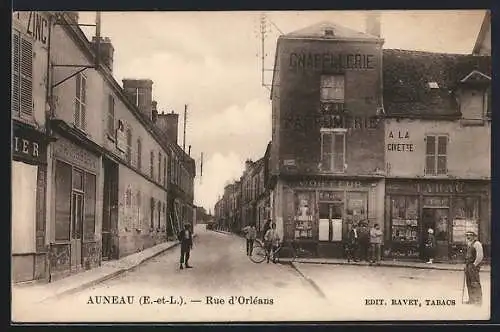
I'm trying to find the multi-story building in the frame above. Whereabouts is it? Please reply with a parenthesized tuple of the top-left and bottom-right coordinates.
(11, 11, 195, 282)
(11, 11, 52, 283)
(383, 19, 491, 262)
(269, 17, 386, 257)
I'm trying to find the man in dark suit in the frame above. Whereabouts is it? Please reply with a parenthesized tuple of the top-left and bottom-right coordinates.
(358, 221, 370, 262)
(178, 223, 193, 270)
(346, 223, 359, 262)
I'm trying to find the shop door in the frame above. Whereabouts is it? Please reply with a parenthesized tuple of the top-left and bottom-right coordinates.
(70, 192, 84, 269)
(421, 208, 449, 260)
(318, 202, 343, 242)
(102, 159, 119, 260)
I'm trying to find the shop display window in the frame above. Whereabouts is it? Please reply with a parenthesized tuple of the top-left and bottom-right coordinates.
(391, 196, 419, 243)
(452, 197, 479, 244)
(294, 191, 315, 239)
(346, 192, 367, 225)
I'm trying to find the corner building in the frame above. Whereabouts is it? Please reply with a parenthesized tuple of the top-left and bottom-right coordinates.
(269, 21, 386, 257)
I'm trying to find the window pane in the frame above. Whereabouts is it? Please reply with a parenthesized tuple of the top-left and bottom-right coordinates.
(73, 169, 83, 190)
(435, 209, 448, 241)
(55, 161, 72, 241)
(75, 74, 81, 99)
(81, 76, 86, 103)
(438, 136, 447, 155)
(391, 197, 405, 219)
(426, 136, 435, 155)
(437, 156, 447, 174)
(20, 77, 32, 116)
(425, 156, 435, 174)
(334, 133, 344, 154)
(81, 104, 86, 130)
(84, 173, 96, 241)
(333, 153, 344, 172)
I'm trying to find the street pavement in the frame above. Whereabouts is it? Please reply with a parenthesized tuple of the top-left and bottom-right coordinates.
(12, 228, 490, 322)
(12, 228, 328, 323)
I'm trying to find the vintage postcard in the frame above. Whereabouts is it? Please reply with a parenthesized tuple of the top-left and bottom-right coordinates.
(11, 10, 491, 322)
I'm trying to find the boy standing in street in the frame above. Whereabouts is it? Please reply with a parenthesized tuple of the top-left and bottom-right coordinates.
(264, 222, 280, 264)
(369, 223, 383, 265)
(178, 223, 193, 270)
(242, 223, 257, 256)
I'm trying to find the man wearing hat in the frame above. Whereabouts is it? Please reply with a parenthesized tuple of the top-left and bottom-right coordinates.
(178, 223, 194, 270)
(464, 231, 483, 305)
(424, 228, 436, 264)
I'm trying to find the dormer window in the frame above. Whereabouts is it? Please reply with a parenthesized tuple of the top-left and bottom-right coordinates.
(458, 70, 491, 125)
(427, 82, 439, 89)
(324, 29, 334, 37)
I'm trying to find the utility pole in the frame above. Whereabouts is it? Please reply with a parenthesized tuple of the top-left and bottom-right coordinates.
(260, 14, 267, 88)
(183, 104, 187, 152)
(200, 152, 204, 185)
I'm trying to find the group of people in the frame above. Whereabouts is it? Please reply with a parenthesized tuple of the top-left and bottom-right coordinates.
(345, 222, 383, 265)
(242, 219, 281, 264)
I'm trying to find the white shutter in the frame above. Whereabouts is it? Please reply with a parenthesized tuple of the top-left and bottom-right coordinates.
(20, 36, 33, 118)
(81, 75, 87, 130)
(11, 32, 20, 116)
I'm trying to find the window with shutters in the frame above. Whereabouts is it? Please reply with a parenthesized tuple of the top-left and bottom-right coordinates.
(320, 128, 346, 173)
(425, 135, 448, 175)
(74, 73, 87, 131)
(150, 151, 155, 179)
(137, 138, 142, 171)
(107, 95, 115, 139)
(158, 151, 162, 183)
(126, 127, 132, 164)
(11, 30, 33, 119)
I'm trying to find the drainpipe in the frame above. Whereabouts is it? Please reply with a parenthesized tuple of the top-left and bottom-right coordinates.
(45, 13, 54, 135)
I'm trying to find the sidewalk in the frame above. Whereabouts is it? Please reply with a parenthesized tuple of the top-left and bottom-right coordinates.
(12, 239, 181, 305)
(292, 258, 491, 272)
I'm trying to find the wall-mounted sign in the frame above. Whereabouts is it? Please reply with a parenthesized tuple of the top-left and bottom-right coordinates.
(387, 181, 465, 194)
(289, 52, 376, 70)
(387, 130, 415, 152)
(116, 120, 127, 153)
(13, 12, 50, 46)
(12, 125, 47, 165)
(295, 179, 363, 189)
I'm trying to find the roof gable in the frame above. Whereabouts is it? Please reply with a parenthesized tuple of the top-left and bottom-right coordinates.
(284, 21, 381, 41)
(460, 70, 491, 84)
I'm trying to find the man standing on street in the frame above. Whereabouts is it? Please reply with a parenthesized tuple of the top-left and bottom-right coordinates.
(242, 223, 257, 256)
(346, 223, 359, 262)
(369, 223, 383, 265)
(178, 223, 193, 270)
(358, 221, 370, 262)
(264, 222, 280, 264)
(464, 231, 483, 305)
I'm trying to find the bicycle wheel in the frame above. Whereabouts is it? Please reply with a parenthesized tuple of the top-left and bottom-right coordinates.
(249, 242, 267, 263)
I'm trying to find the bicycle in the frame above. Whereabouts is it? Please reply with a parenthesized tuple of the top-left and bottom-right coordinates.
(249, 238, 315, 263)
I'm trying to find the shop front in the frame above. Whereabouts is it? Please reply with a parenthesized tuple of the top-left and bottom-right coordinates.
(49, 133, 101, 279)
(12, 121, 50, 282)
(385, 179, 490, 262)
(278, 176, 384, 258)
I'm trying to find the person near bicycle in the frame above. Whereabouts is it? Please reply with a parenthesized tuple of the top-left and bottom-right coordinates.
(242, 223, 257, 256)
(264, 222, 281, 264)
(262, 219, 271, 241)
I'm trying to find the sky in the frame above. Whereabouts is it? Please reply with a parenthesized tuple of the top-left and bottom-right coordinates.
(77, 10, 486, 212)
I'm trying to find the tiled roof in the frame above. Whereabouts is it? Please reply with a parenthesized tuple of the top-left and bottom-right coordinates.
(382, 49, 491, 117)
(284, 21, 381, 41)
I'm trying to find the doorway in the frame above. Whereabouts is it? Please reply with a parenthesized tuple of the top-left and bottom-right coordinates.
(102, 158, 119, 260)
(318, 202, 343, 242)
(421, 208, 449, 260)
(70, 192, 84, 269)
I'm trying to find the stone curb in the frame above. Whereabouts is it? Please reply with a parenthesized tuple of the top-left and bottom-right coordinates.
(39, 240, 185, 303)
(293, 260, 491, 272)
(290, 262, 327, 299)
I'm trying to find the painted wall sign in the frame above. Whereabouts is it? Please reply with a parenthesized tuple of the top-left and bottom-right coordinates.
(289, 52, 376, 70)
(116, 120, 127, 153)
(14, 12, 49, 45)
(284, 114, 380, 131)
(295, 179, 363, 189)
(387, 130, 415, 152)
(12, 125, 47, 164)
(53, 137, 98, 172)
(387, 181, 465, 194)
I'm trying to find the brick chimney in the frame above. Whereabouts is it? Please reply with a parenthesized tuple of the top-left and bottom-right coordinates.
(245, 159, 253, 172)
(64, 11, 79, 23)
(122, 79, 153, 120)
(366, 12, 381, 38)
(156, 110, 179, 144)
(91, 37, 114, 72)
